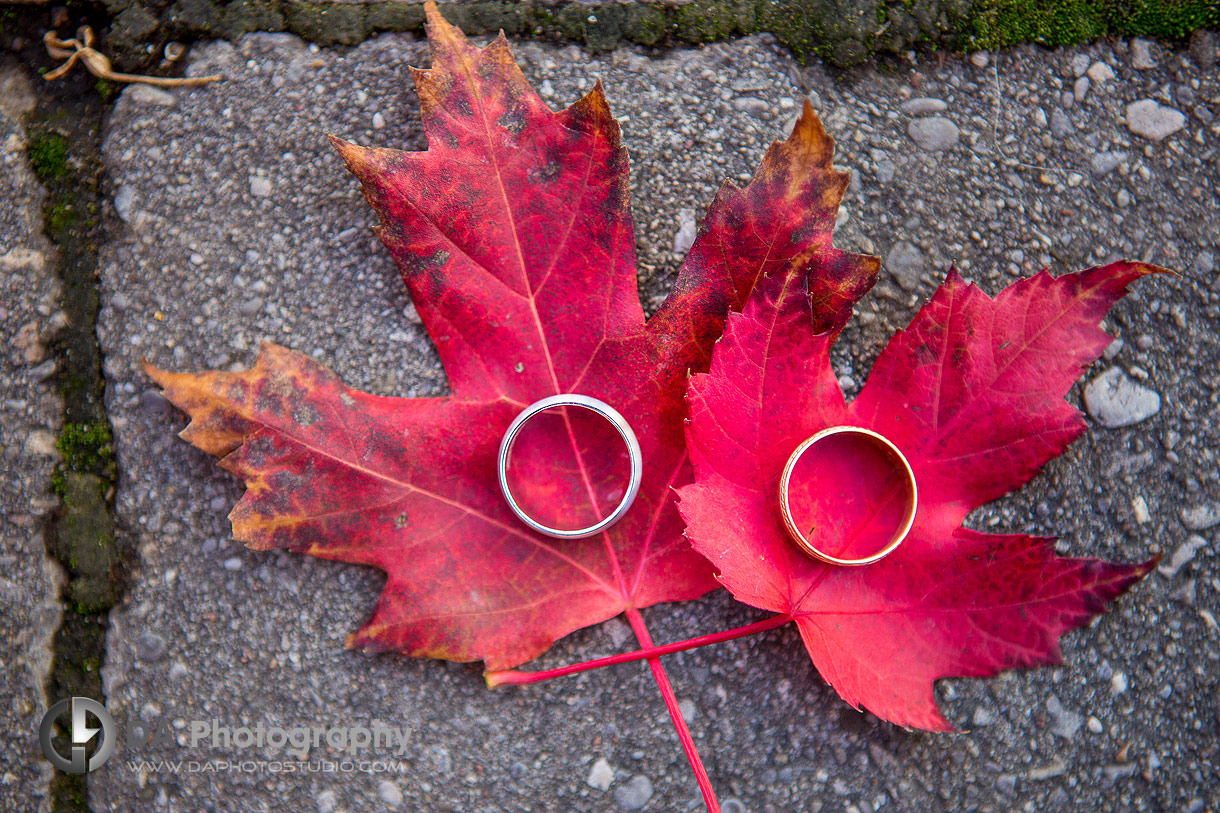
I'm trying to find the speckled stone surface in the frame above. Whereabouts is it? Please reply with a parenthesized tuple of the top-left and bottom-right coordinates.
(92, 30, 1218, 812)
(0, 64, 64, 813)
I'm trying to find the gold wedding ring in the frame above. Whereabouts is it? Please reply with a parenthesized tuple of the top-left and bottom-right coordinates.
(778, 426, 917, 566)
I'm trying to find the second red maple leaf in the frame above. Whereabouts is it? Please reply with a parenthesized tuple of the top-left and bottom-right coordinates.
(678, 262, 1161, 730)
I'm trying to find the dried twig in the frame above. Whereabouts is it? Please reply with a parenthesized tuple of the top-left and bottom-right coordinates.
(44, 27, 221, 87)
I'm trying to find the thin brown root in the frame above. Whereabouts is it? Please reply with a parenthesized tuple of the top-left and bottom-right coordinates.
(43, 28, 222, 88)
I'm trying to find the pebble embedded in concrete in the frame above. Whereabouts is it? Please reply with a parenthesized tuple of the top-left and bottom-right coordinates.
(1189, 30, 1217, 70)
(1087, 62, 1115, 83)
(114, 185, 136, 221)
(1126, 100, 1186, 141)
(315, 789, 337, 813)
(1130, 39, 1157, 70)
(1180, 505, 1220, 531)
(1046, 695, 1082, 740)
(136, 632, 167, 662)
(972, 706, 997, 726)
(1050, 108, 1073, 137)
(886, 241, 923, 291)
(672, 208, 697, 256)
(377, 780, 403, 806)
(1159, 536, 1207, 578)
(614, 775, 653, 810)
(907, 116, 959, 150)
(900, 97, 947, 115)
(1073, 76, 1089, 103)
(586, 757, 613, 791)
(1090, 151, 1126, 177)
(127, 85, 177, 107)
(1083, 367, 1161, 428)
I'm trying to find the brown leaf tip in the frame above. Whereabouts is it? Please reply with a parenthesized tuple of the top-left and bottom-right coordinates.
(423, 0, 476, 57)
(328, 135, 398, 186)
(423, 1, 457, 38)
(567, 80, 617, 133)
(327, 134, 364, 170)
(141, 357, 164, 381)
(786, 99, 834, 163)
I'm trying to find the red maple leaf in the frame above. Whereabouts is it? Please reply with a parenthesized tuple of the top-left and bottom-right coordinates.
(145, 3, 877, 674)
(677, 262, 1162, 730)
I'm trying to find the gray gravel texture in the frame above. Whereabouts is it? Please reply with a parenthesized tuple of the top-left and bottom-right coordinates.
(93, 29, 1218, 812)
(0, 65, 64, 813)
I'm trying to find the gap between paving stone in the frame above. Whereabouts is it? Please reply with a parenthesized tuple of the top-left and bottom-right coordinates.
(4, 53, 128, 812)
(82, 0, 1220, 74)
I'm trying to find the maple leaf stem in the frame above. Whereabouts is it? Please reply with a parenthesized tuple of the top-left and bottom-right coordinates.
(623, 607, 723, 813)
(485, 613, 793, 687)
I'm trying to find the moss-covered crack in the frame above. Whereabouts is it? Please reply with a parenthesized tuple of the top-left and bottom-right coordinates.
(90, 0, 1219, 72)
(26, 69, 125, 813)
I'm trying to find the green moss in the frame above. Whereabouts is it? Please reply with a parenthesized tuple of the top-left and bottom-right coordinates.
(674, 0, 754, 43)
(95, 78, 119, 101)
(286, 1, 370, 45)
(970, 0, 1216, 49)
(55, 472, 122, 613)
(552, 2, 636, 50)
(31, 54, 122, 813)
(1106, 0, 1217, 38)
(64, 0, 1220, 76)
(582, 5, 629, 51)
(56, 420, 116, 482)
(972, 0, 1102, 47)
(757, 0, 831, 61)
(623, 5, 669, 45)
(164, 0, 225, 35)
(222, 0, 287, 37)
(447, 1, 539, 37)
(27, 132, 71, 182)
(367, 0, 425, 32)
(46, 201, 75, 234)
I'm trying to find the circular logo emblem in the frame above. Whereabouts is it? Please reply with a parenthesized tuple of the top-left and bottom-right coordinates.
(39, 697, 116, 774)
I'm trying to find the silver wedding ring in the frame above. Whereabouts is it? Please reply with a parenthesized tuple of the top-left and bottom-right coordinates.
(778, 426, 917, 566)
(498, 394, 642, 539)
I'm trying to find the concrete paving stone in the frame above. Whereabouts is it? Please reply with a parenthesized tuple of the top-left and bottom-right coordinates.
(94, 31, 1219, 812)
(0, 66, 64, 813)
